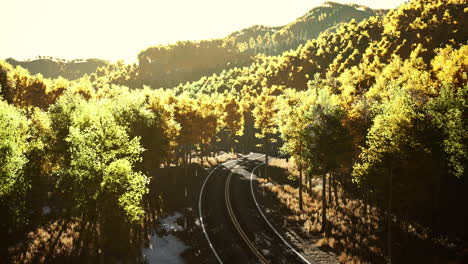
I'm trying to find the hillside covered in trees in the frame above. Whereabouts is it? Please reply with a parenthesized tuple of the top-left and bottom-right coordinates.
(6, 57, 108, 80)
(0, 0, 467, 263)
(115, 1, 388, 89)
(9, 2, 386, 90)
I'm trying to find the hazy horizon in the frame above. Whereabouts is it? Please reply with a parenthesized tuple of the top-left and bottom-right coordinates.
(1, 0, 407, 63)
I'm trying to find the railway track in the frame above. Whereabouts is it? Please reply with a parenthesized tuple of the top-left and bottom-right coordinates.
(199, 153, 312, 263)
(225, 164, 270, 264)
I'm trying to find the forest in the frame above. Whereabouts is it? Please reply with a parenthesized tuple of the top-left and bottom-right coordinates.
(0, 0, 467, 263)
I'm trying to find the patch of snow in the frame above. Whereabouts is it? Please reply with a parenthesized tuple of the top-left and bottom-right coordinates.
(160, 212, 184, 232)
(141, 234, 189, 264)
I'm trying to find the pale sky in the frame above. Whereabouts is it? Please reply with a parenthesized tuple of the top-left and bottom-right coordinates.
(0, 0, 407, 63)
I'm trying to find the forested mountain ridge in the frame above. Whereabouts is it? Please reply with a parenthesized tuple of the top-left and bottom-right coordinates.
(5, 57, 108, 80)
(226, 1, 388, 56)
(176, 0, 467, 95)
(6, 2, 383, 90)
(134, 1, 386, 89)
(4, 1, 382, 91)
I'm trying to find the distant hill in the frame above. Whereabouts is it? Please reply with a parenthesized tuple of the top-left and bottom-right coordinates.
(130, 1, 388, 89)
(227, 1, 388, 56)
(5, 57, 108, 80)
(175, 0, 467, 94)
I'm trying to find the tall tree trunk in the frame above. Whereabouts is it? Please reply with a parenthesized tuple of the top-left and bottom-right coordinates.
(363, 183, 368, 223)
(184, 146, 188, 178)
(203, 148, 206, 168)
(432, 158, 443, 235)
(328, 171, 332, 206)
(299, 138, 303, 211)
(387, 163, 393, 264)
(341, 173, 347, 206)
(200, 146, 204, 167)
(264, 135, 269, 180)
(308, 171, 312, 195)
(333, 172, 338, 208)
(189, 148, 192, 165)
(321, 171, 327, 236)
(404, 207, 409, 259)
(299, 162, 303, 211)
(432, 159, 443, 264)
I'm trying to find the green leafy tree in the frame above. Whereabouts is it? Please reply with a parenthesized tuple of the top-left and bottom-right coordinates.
(423, 85, 468, 232)
(277, 88, 316, 210)
(0, 100, 30, 237)
(253, 86, 282, 179)
(353, 86, 417, 263)
(303, 85, 350, 236)
(48, 93, 148, 223)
